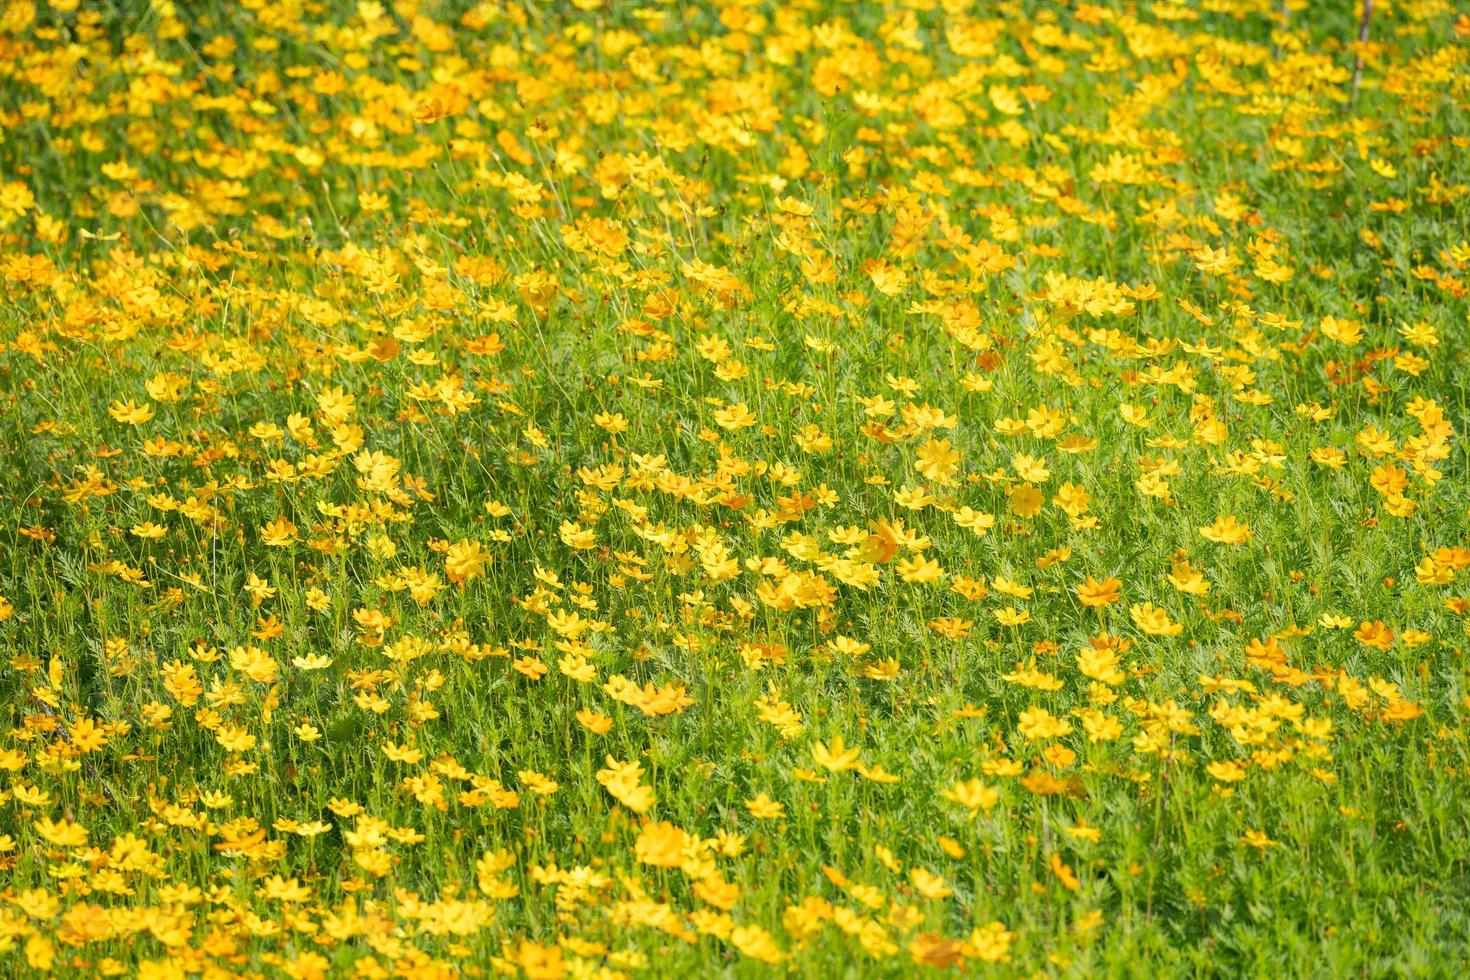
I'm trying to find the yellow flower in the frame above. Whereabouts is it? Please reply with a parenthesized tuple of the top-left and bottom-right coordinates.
(1319, 316, 1364, 344)
(896, 555, 943, 584)
(812, 736, 862, 772)
(1130, 602, 1183, 637)
(746, 793, 786, 820)
(713, 402, 758, 430)
(1076, 646, 1125, 686)
(1243, 830, 1278, 849)
(596, 756, 656, 814)
(915, 438, 961, 484)
(1017, 706, 1072, 740)
(259, 516, 297, 547)
(575, 708, 613, 734)
(444, 539, 492, 584)
(1167, 557, 1211, 595)
(1207, 760, 1247, 783)
(942, 778, 1000, 813)
(1008, 483, 1044, 518)
(966, 922, 1015, 963)
(1076, 576, 1121, 607)
(228, 645, 279, 684)
(35, 817, 88, 848)
(1199, 515, 1254, 544)
(634, 821, 689, 867)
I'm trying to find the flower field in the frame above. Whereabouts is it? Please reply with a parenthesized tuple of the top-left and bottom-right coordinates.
(1, 0, 1469, 975)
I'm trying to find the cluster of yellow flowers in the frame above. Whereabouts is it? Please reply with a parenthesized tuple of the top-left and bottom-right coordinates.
(1, 0, 1469, 975)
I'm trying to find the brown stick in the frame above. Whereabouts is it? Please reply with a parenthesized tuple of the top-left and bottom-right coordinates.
(1351, 0, 1374, 104)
